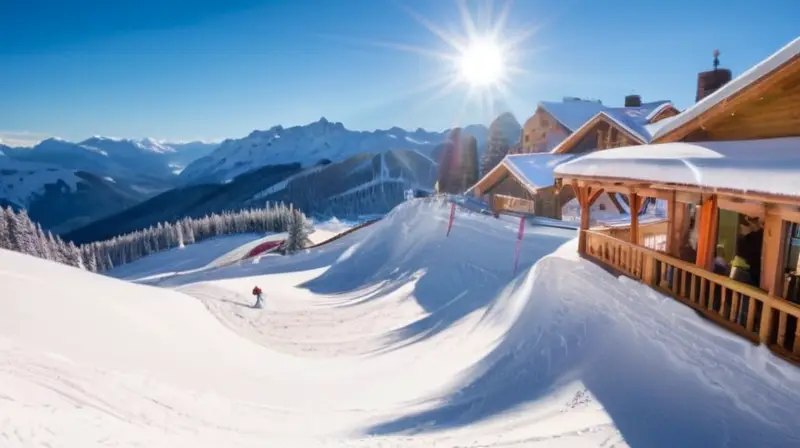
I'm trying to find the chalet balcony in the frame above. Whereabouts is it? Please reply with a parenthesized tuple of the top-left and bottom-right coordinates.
(583, 224, 800, 364)
(492, 194, 535, 214)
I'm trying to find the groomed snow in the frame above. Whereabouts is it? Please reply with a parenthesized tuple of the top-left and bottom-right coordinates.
(554, 136, 800, 198)
(653, 36, 800, 141)
(3, 199, 800, 447)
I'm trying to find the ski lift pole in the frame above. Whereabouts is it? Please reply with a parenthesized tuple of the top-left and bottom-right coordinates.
(446, 202, 456, 236)
(513, 215, 525, 276)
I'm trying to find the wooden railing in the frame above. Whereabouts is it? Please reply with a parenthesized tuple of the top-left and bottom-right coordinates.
(584, 230, 800, 363)
(493, 194, 535, 214)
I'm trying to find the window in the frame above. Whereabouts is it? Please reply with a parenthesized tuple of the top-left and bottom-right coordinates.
(598, 203, 606, 211)
(524, 134, 530, 143)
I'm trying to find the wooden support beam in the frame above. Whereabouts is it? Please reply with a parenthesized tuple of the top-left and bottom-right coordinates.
(576, 184, 591, 255)
(695, 196, 719, 270)
(587, 187, 605, 207)
(629, 192, 641, 245)
(666, 192, 677, 255)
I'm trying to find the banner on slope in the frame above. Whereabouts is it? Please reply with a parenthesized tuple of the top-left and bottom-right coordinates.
(513, 215, 525, 275)
(446, 202, 456, 237)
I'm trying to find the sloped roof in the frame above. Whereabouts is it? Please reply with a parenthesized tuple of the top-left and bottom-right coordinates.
(554, 136, 800, 199)
(653, 36, 800, 142)
(538, 100, 607, 131)
(504, 153, 579, 189)
(550, 101, 675, 154)
(540, 99, 672, 134)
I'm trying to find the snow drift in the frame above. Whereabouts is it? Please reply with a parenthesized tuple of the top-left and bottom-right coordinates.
(2, 198, 800, 447)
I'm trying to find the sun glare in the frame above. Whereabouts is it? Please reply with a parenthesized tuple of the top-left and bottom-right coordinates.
(458, 38, 506, 87)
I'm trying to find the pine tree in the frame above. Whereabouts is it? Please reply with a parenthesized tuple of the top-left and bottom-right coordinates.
(285, 209, 311, 254)
(0, 206, 10, 250)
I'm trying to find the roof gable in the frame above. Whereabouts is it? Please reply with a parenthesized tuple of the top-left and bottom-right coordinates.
(653, 36, 800, 143)
(550, 102, 674, 154)
(538, 100, 606, 132)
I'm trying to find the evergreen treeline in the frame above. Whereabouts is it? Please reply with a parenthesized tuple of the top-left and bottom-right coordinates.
(0, 202, 311, 273)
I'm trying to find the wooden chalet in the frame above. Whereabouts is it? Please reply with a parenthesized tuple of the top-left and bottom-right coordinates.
(474, 97, 677, 223)
(468, 153, 583, 217)
(553, 37, 800, 364)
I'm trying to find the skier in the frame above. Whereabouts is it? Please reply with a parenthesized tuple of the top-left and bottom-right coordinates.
(252, 285, 264, 309)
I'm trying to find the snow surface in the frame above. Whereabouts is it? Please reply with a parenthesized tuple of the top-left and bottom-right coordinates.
(3, 199, 800, 447)
(653, 36, 800, 141)
(555, 137, 800, 198)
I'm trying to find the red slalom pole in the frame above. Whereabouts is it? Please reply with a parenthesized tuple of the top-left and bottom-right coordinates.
(513, 215, 525, 275)
(446, 202, 456, 236)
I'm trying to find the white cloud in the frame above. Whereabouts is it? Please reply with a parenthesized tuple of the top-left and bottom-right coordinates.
(0, 131, 51, 148)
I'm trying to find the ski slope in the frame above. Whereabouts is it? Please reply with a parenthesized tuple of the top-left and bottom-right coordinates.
(107, 219, 357, 284)
(2, 199, 800, 447)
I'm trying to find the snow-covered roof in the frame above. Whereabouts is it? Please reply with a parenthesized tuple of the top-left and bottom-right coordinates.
(554, 136, 800, 198)
(653, 36, 800, 141)
(504, 153, 579, 190)
(540, 100, 672, 134)
(549, 101, 675, 154)
(538, 100, 607, 131)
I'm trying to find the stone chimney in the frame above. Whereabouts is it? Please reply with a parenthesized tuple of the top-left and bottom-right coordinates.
(624, 94, 642, 107)
(696, 49, 732, 102)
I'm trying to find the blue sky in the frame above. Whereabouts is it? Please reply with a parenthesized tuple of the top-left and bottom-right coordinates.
(1, 0, 798, 145)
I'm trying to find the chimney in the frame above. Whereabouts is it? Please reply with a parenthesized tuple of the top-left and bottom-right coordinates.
(624, 94, 642, 107)
(696, 49, 732, 102)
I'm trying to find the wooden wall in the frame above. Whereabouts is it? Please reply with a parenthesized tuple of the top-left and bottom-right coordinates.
(486, 174, 534, 201)
(521, 108, 571, 153)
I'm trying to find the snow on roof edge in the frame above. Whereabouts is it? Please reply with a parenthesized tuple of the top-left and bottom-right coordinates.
(653, 37, 800, 141)
(645, 102, 675, 121)
(553, 137, 800, 199)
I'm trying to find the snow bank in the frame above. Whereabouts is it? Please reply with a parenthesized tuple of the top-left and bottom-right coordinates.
(3, 197, 800, 447)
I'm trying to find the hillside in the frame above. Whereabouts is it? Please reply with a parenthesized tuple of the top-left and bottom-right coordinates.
(179, 117, 487, 184)
(3, 199, 800, 447)
(63, 163, 303, 244)
(0, 157, 145, 232)
(65, 148, 437, 244)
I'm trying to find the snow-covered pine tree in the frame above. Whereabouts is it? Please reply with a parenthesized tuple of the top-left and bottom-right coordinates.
(82, 245, 97, 272)
(0, 206, 10, 250)
(285, 209, 311, 254)
(175, 223, 185, 248)
(13, 210, 40, 257)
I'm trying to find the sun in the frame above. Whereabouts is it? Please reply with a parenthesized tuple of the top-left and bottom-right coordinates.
(457, 37, 507, 87)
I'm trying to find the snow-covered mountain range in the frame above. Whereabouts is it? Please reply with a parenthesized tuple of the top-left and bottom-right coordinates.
(179, 118, 489, 184)
(3, 116, 515, 236)
(3, 137, 219, 187)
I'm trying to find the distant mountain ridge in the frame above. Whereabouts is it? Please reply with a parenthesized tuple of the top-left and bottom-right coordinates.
(4, 137, 219, 188)
(179, 117, 489, 184)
